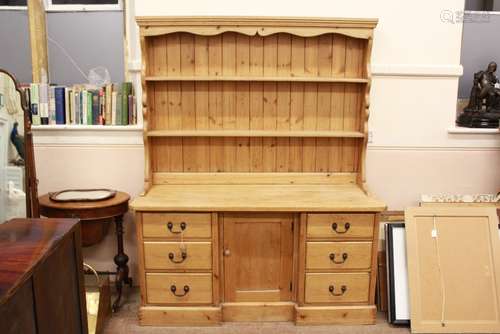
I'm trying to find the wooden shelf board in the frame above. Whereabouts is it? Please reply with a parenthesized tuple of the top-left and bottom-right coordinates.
(145, 76, 369, 83)
(147, 130, 365, 138)
(130, 183, 386, 212)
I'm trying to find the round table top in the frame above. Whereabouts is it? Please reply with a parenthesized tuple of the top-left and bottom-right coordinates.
(38, 191, 130, 220)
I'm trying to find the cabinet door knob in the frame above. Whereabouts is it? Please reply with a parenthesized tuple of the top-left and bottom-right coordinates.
(223, 249, 231, 256)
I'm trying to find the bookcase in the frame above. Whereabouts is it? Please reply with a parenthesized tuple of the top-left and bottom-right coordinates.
(131, 17, 385, 326)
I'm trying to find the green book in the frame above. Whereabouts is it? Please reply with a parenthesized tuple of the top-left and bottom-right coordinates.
(121, 82, 132, 125)
(87, 90, 92, 124)
(115, 84, 123, 125)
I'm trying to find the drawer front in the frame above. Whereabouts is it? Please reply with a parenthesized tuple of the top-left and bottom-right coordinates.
(307, 214, 374, 239)
(306, 242, 372, 270)
(305, 273, 370, 304)
(142, 213, 211, 239)
(144, 241, 212, 270)
(146, 273, 212, 304)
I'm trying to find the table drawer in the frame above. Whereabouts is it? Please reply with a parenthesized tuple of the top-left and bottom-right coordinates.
(142, 213, 211, 239)
(305, 273, 370, 304)
(307, 214, 374, 239)
(144, 241, 212, 270)
(146, 273, 212, 304)
(306, 242, 372, 270)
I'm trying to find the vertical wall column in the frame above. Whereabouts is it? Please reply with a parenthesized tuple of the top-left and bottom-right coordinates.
(28, 0, 49, 83)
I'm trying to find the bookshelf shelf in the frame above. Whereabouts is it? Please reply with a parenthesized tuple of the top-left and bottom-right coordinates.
(146, 130, 365, 138)
(32, 124, 143, 131)
(145, 75, 369, 83)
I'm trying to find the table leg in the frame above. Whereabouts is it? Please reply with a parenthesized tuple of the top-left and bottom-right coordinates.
(112, 214, 132, 312)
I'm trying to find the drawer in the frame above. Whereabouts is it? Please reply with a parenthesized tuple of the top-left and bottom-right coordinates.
(144, 241, 212, 270)
(305, 273, 370, 304)
(142, 213, 211, 239)
(306, 242, 372, 270)
(307, 214, 374, 239)
(146, 273, 212, 304)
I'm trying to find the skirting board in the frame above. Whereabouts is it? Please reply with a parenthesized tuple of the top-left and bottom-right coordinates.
(139, 306, 221, 326)
(295, 305, 377, 325)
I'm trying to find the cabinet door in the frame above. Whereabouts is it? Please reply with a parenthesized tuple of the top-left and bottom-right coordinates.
(223, 214, 294, 302)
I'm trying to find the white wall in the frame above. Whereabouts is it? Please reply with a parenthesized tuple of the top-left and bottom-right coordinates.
(33, 0, 500, 278)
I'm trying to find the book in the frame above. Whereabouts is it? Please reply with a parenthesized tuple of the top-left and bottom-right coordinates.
(39, 83, 49, 125)
(121, 82, 132, 125)
(75, 89, 81, 124)
(54, 86, 66, 125)
(81, 90, 88, 125)
(91, 90, 99, 125)
(30, 83, 41, 125)
(69, 90, 75, 124)
(128, 94, 133, 126)
(105, 83, 112, 125)
(111, 91, 117, 125)
(132, 96, 137, 125)
(48, 86, 56, 125)
(87, 91, 92, 125)
(64, 88, 70, 125)
(99, 88, 104, 125)
(115, 86, 122, 126)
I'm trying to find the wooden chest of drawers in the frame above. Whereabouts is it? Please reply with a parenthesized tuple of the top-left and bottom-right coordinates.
(133, 205, 382, 326)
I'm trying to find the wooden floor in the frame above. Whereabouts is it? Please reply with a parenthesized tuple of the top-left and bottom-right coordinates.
(103, 288, 410, 334)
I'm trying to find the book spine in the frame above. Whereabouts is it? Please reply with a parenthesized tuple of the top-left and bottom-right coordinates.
(48, 86, 56, 125)
(70, 90, 75, 124)
(99, 88, 104, 125)
(54, 87, 65, 125)
(111, 91, 117, 126)
(82, 89, 88, 124)
(132, 96, 137, 125)
(87, 92, 92, 125)
(121, 82, 132, 125)
(105, 84, 112, 125)
(75, 90, 81, 125)
(128, 94, 133, 126)
(30, 83, 41, 125)
(64, 88, 70, 125)
(39, 83, 49, 125)
(92, 90, 99, 125)
(116, 90, 122, 126)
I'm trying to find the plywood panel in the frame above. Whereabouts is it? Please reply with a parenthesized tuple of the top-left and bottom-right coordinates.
(405, 207, 500, 333)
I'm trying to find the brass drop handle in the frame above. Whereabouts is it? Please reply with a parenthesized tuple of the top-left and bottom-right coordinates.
(329, 285, 347, 296)
(170, 285, 190, 297)
(167, 221, 187, 234)
(331, 222, 350, 234)
(329, 252, 348, 264)
(168, 251, 187, 263)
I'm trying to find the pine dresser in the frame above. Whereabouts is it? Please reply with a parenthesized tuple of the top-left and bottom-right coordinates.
(130, 16, 386, 326)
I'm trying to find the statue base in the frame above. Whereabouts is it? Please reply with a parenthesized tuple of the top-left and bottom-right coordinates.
(456, 110, 500, 128)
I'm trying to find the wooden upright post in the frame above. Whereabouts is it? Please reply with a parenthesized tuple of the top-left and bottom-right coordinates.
(27, 0, 49, 83)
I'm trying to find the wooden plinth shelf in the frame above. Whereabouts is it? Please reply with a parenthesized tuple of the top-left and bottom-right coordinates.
(146, 130, 365, 138)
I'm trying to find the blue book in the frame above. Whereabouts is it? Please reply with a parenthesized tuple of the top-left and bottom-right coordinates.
(91, 90, 100, 125)
(54, 87, 66, 125)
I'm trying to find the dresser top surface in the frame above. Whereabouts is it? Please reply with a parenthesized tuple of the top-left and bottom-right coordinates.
(130, 184, 386, 212)
(0, 218, 79, 304)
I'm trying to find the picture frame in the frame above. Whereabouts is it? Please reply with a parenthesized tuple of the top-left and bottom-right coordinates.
(385, 223, 411, 326)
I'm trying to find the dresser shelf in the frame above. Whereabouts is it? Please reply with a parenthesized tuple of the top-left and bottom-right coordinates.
(145, 75, 369, 83)
(146, 130, 365, 138)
